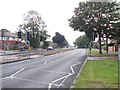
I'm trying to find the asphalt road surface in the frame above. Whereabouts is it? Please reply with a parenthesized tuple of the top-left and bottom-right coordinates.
(1, 49, 87, 89)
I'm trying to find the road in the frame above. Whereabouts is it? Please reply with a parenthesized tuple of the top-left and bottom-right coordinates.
(1, 49, 87, 88)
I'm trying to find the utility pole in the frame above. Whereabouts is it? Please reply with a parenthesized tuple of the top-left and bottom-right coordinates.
(118, 45, 120, 89)
(89, 32, 95, 57)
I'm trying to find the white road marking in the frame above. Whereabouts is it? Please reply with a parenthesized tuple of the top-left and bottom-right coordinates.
(44, 61, 47, 64)
(10, 68, 25, 78)
(0, 77, 9, 81)
(48, 62, 81, 88)
(57, 75, 68, 88)
(70, 62, 81, 75)
(48, 83, 52, 89)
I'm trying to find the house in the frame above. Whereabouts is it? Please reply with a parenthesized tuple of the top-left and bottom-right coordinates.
(0, 29, 19, 50)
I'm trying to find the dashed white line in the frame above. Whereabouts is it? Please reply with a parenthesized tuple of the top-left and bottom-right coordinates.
(10, 68, 25, 78)
(44, 61, 48, 64)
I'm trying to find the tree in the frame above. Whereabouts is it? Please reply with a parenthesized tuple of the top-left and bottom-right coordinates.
(69, 2, 120, 54)
(74, 35, 89, 48)
(52, 32, 66, 48)
(19, 10, 48, 48)
(62, 39, 69, 47)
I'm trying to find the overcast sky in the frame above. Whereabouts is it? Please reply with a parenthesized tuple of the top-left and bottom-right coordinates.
(0, 0, 119, 45)
(0, 0, 86, 46)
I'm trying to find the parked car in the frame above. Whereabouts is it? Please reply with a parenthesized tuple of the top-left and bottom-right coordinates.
(47, 46, 54, 51)
(19, 46, 26, 51)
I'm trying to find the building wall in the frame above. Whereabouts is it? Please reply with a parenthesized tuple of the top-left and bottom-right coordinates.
(108, 46, 118, 52)
(0, 29, 18, 50)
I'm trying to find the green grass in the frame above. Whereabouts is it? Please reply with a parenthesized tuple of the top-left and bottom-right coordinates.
(89, 49, 118, 57)
(74, 60, 118, 88)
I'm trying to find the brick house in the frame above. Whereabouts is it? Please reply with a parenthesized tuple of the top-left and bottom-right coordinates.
(0, 29, 19, 50)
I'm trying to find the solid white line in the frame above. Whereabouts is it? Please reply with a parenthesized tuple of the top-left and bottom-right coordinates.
(48, 83, 52, 89)
(70, 62, 81, 75)
(0, 77, 9, 81)
(70, 66, 74, 74)
(71, 50, 87, 88)
(10, 68, 25, 78)
(57, 75, 68, 88)
(56, 62, 81, 88)
(52, 74, 69, 83)
(44, 61, 47, 64)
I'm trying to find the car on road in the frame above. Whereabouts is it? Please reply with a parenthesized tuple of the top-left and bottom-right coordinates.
(47, 46, 54, 51)
(19, 46, 26, 51)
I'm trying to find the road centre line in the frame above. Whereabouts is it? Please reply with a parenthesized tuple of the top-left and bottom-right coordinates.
(10, 68, 25, 78)
(44, 61, 47, 64)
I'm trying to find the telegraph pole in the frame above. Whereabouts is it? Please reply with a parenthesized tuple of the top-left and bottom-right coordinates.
(118, 45, 120, 89)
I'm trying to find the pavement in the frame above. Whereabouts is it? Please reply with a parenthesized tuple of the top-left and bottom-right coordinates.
(0, 50, 19, 55)
(0, 49, 45, 64)
(87, 56, 118, 60)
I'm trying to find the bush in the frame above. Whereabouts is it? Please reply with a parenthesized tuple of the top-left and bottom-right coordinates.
(102, 45, 107, 50)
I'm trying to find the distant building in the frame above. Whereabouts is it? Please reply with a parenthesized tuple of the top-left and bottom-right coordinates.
(0, 29, 19, 50)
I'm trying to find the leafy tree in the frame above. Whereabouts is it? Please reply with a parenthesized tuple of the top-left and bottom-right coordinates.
(19, 10, 48, 48)
(63, 39, 69, 47)
(69, 2, 120, 54)
(52, 32, 66, 48)
(74, 35, 89, 48)
(41, 41, 49, 49)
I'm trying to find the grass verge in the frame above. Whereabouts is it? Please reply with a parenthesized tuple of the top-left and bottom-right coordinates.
(74, 60, 118, 88)
(89, 49, 118, 57)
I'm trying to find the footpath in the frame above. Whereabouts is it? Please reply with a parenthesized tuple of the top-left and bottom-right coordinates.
(0, 49, 44, 64)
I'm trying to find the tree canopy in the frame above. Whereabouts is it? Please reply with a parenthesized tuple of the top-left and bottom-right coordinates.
(19, 10, 49, 48)
(52, 32, 68, 48)
(69, 2, 120, 54)
(74, 35, 89, 48)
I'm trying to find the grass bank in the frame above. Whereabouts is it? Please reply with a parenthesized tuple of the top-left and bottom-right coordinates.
(74, 60, 118, 88)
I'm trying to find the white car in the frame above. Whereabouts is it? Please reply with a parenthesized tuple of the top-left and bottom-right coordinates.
(47, 46, 54, 51)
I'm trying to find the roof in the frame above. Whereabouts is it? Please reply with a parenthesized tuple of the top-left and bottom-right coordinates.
(0, 29, 17, 38)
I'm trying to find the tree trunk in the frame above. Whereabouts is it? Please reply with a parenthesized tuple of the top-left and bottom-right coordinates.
(106, 37, 108, 53)
(98, 33, 102, 54)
